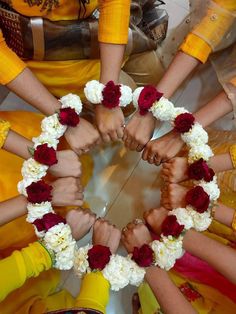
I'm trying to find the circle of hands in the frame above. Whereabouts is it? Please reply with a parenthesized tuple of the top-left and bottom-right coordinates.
(50, 104, 191, 254)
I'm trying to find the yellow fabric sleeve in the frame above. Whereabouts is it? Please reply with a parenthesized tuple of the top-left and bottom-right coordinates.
(0, 119, 11, 149)
(229, 144, 236, 168)
(0, 242, 52, 302)
(0, 30, 26, 85)
(180, 0, 236, 63)
(98, 0, 130, 44)
(75, 272, 110, 313)
(180, 33, 212, 63)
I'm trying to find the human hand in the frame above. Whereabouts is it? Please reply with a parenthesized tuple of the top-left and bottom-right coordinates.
(143, 207, 168, 235)
(51, 177, 84, 207)
(122, 220, 152, 253)
(95, 105, 125, 142)
(161, 183, 188, 210)
(49, 150, 82, 178)
(92, 219, 121, 254)
(142, 130, 184, 165)
(66, 208, 96, 240)
(65, 118, 100, 155)
(123, 111, 156, 151)
(161, 157, 188, 183)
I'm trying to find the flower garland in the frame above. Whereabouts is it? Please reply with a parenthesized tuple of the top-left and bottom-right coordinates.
(130, 85, 220, 271)
(17, 94, 83, 270)
(84, 80, 133, 109)
(74, 244, 145, 291)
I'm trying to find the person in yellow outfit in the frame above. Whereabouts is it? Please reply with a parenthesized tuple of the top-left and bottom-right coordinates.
(0, 210, 120, 314)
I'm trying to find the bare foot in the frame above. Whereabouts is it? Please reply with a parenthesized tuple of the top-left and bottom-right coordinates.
(132, 293, 141, 314)
(161, 183, 189, 210)
(144, 207, 168, 235)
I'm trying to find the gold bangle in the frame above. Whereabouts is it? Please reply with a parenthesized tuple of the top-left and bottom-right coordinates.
(229, 144, 236, 168)
(232, 211, 236, 232)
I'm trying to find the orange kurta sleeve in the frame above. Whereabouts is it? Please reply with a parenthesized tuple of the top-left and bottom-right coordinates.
(98, 0, 130, 44)
(0, 29, 26, 85)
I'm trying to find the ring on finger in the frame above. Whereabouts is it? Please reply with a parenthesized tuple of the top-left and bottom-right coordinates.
(133, 218, 143, 225)
(122, 227, 128, 233)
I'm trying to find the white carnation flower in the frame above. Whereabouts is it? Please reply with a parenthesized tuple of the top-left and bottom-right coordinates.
(181, 123, 208, 147)
(188, 145, 213, 163)
(17, 179, 32, 196)
(60, 93, 83, 114)
(169, 208, 193, 230)
(74, 244, 91, 277)
(33, 225, 45, 238)
(150, 97, 175, 121)
(21, 158, 48, 182)
(55, 244, 76, 270)
(162, 236, 184, 260)
(84, 80, 104, 104)
(44, 223, 75, 253)
(132, 87, 144, 109)
(127, 257, 145, 287)
(103, 255, 130, 291)
(119, 85, 133, 107)
(41, 114, 66, 139)
(26, 202, 54, 223)
(199, 180, 220, 201)
(188, 208, 212, 231)
(33, 133, 59, 150)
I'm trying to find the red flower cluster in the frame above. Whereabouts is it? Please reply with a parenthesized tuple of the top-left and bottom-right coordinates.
(161, 215, 184, 237)
(26, 180, 52, 203)
(132, 244, 154, 267)
(188, 158, 215, 182)
(33, 212, 66, 232)
(102, 81, 121, 109)
(59, 107, 80, 127)
(185, 186, 210, 213)
(88, 245, 112, 270)
(174, 113, 195, 133)
(138, 85, 163, 115)
(34, 144, 58, 166)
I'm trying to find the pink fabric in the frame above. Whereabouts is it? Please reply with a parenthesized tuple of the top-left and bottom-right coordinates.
(174, 252, 236, 302)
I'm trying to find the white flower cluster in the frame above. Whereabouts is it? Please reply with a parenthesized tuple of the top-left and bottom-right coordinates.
(151, 236, 184, 271)
(170, 207, 212, 232)
(84, 80, 132, 107)
(73, 247, 145, 291)
(199, 178, 220, 201)
(17, 93, 83, 270)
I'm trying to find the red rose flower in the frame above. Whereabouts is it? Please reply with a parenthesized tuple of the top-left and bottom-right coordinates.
(43, 213, 66, 231)
(174, 113, 195, 133)
(132, 244, 154, 267)
(33, 213, 66, 232)
(88, 245, 112, 270)
(102, 81, 121, 109)
(59, 107, 80, 127)
(138, 85, 163, 115)
(185, 186, 210, 213)
(34, 144, 58, 166)
(161, 215, 184, 237)
(188, 158, 215, 182)
(32, 218, 45, 232)
(26, 180, 52, 204)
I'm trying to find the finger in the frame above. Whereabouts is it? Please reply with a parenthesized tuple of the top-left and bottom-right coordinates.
(124, 137, 132, 148)
(122, 130, 128, 142)
(117, 127, 124, 139)
(109, 130, 118, 142)
(130, 141, 139, 151)
(75, 192, 84, 200)
(162, 162, 172, 169)
(72, 199, 84, 206)
(136, 144, 145, 152)
(77, 149, 83, 156)
(102, 133, 111, 143)
(127, 222, 136, 230)
(148, 155, 155, 164)
(142, 147, 149, 161)
(154, 156, 162, 166)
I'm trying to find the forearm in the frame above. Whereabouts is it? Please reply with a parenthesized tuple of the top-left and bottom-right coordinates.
(193, 91, 233, 127)
(3, 130, 32, 160)
(0, 195, 27, 226)
(156, 51, 200, 98)
(99, 43, 125, 84)
(213, 202, 235, 228)
(183, 229, 236, 284)
(209, 153, 234, 173)
(145, 267, 196, 314)
(6, 68, 60, 116)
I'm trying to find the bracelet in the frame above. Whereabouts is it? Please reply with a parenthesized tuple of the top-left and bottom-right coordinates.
(231, 210, 236, 232)
(229, 144, 236, 168)
(84, 80, 132, 109)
